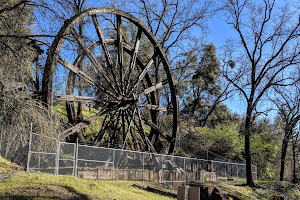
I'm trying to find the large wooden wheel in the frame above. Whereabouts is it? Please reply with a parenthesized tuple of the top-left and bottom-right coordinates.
(41, 8, 178, 153)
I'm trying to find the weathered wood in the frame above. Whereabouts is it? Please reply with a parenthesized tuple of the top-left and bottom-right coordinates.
(139, 79, 168, 96)
(92, 14, 113, 66)
(57, 56, 117, 99)
(138, 104, 167, 112)
(125, 28, 142, 93)
(133, 111, 156, 153)
(62, 109, 111, 137)
(57, 56, 96, 85)
(42, 8, 178, 153)
(71, 28, 118, 94)
(129, 57, 154, 94)
(141, 117, 171, 142)
(54, 94, 96, 102)
(117, 15, 124, 81)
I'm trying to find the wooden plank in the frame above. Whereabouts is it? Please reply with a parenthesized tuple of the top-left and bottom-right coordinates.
(57, 55, 117, 99)
(138, 104, 167, 112)
(139, 79, 168, 96)
(129, 58, 154, 94)
(125, 28, 142, 83)
(116, 15, 124, 92)
(62, 115, 101, 137)
(57, 56, 95, 85)
(92, 17, 121, 94)
(117, 15, 123, 70)
(141, 116, 171, 142)
(92, 14, 113, 66)
(62, 108, 111, 137)
(54, 94, 97, 102)
(71, 28, 118, 93)
(134, 111, 156, 153)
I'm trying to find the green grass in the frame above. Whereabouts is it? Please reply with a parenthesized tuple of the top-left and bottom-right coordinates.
(54, 103, 99, 121)
(0, 156, 175, 200)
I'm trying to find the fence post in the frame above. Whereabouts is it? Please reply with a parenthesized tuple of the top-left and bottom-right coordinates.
(26, 124, 33, 172)
(211, 161, 214, 173)
(237, 164, 239, 179)
(161, 154, 164, 184)
(112, 149, 115, 181)
(72, 143, 76, 176)
(55, 137, 60, 176)
(225, 163, 227, 182)
(196, 159, 199, 181)
(184, 157, 186, 186)
(142, 152, 145, 181)
(74, 137, 79, 177)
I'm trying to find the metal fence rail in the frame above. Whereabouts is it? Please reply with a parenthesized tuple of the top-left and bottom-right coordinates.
(25, 132, 257, 185)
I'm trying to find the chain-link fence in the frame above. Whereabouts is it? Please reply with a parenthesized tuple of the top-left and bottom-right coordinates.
(24, 132, 257, 186)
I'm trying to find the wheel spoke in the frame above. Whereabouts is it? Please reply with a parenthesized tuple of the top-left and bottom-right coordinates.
(61, 107, 113, 137)
(125, 28, 142, 93)
(116, 15, 124, 92)
(71, 28, 119, 94)
(57, 55, 117, 99)
(54, 94, 96, 103)
(94, 114, 110, 146)
(134, 107, 156, 152)
(92, 15, 122, 94)
(138, 104, 167, 112)
(121, 107, 136, 150)
(111, 111, 121, 146)
(92, 14, 113, 66)
(129, 56, 155, 95)
(57, 55, 95, 85)
(139, 79, 168, 96)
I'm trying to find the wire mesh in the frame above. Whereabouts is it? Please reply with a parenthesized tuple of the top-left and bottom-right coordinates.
(27, 133, 258, 184)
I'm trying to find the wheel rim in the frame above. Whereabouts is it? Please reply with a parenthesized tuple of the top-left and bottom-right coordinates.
(42, 8, 178, 153)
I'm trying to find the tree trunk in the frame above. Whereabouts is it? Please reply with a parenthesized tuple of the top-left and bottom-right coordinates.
(280, 133, 289, 181)
(245, 106, 254, 186)
(66, 71, 76, 124)
(292, 140, 297, 184)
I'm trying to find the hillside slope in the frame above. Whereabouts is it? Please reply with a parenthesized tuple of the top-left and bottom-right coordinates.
(0, 156, 175, 200)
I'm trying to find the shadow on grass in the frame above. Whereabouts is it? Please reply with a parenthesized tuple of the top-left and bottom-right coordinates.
(1, 185, 90, 200)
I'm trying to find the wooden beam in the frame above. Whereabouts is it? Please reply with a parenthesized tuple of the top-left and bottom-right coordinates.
(57, 56, 95, 85)
(54, 94, 97, 103)
(71, 28, 118, 93)
(138, 104, 167, 112)
(125, 28, 142, 93)
(129, 57, 154, 94)
(139, 79, 168, 96)
(92, 14, 113, 66)
(61, 109, 111, 137)
(57, 55, 117, 99)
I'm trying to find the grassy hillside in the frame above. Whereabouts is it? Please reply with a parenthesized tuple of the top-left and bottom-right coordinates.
(0, 156, 175, 200)
(54, 103, 105, 141)
(53, 102, 151, 141)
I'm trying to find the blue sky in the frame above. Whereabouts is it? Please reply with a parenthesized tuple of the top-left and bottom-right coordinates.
(37, 0, 298, 119)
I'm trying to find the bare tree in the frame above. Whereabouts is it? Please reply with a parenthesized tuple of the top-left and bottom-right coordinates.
(271, 85, 300, 181)
(292, 132, 299, 183)
(221, 0, 300, 186)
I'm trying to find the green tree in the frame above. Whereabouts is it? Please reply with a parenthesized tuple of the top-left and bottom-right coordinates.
(250, 118, 279, 180)
(181, 44, 233, 127)
(180, 122, 243, 161)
